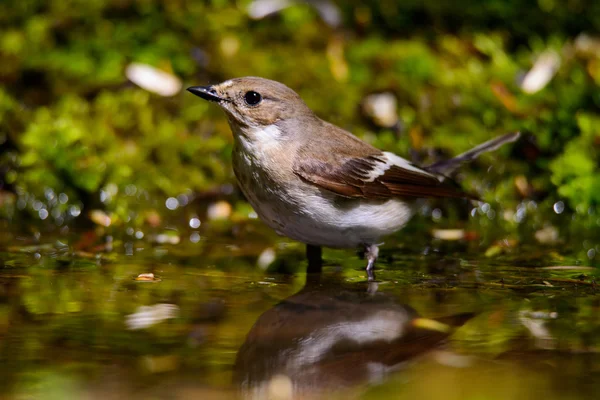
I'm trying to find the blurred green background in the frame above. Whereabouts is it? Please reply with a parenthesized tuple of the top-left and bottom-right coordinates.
(1, 0, 599, 240)
(2, 2, 600, 399)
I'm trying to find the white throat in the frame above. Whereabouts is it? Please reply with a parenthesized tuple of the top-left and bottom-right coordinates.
(233, 124, 282, 152)
(251, 124, 282, 142)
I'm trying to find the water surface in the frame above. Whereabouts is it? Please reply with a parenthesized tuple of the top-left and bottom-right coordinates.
(0, 223, 599, 399)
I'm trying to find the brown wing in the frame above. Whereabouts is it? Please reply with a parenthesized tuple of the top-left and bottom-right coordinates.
(293, 154, 476, 200)
(287, 117, 476, 200)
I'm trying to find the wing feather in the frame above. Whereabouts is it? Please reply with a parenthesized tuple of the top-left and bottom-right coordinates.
(294, 154, 476, 200)
(288, 118, 476, 200)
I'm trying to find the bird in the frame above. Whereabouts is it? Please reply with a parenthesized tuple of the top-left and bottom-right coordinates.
(187, 77, 519, 281)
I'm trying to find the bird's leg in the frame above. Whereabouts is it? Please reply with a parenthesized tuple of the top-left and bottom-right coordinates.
(306, 244, 323, 274)
(365, 244, 379, 282)
(367, 281, 379, 295)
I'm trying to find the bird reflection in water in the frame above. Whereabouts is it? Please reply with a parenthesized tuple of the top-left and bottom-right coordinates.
(234, 272, 472, 398)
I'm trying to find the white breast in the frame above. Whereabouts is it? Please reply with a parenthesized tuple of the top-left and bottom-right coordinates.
(232, 124, 415, 248)
(283, 187, 415, 248)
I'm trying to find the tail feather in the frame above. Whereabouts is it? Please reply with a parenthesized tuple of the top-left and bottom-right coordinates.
(424, 132, 520, 176)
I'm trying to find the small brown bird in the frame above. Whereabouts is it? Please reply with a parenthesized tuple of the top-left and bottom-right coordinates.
(187, 77, 519, 280)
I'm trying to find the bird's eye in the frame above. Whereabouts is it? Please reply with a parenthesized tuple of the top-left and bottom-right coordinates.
(244, 91, 262, 106)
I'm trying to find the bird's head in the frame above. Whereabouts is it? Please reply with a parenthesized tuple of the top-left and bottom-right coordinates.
(187, 77, 314, 133)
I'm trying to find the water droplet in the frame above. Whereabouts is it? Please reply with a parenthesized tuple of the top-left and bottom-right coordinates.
(553, 201, 564, 214)
(177, 194, 189, 207)
(165, 197, 179, 210)
(135, 231, 144, 239)
(58, 193, 68, 204)
(587, 248, 596, 260)
(514, 207, 527, 223)
(69, 205, 81, 217)
(189, 217, 201, 229)
(190, 232, 201, 243)
(432, 208, 442, 221)
(38, 209, 49, 220)
(44, 188, 55, 201)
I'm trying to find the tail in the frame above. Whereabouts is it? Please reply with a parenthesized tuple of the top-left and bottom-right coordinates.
(424, 132, 520, 176)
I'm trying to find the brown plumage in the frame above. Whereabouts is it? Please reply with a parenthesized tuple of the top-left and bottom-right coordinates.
(187, 77, 520, 280)
(289, 119, 479, 200)
(294, 153, 476, 200)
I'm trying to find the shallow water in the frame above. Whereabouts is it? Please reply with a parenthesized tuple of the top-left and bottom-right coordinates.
(0, 221, 599, 400)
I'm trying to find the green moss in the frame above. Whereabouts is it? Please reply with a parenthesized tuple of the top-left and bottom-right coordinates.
(0, 0, 598, 230)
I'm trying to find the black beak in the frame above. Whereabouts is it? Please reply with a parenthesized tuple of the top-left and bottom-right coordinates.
(186, 86, 226, 102)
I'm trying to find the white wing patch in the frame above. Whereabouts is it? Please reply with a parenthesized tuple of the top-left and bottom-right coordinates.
(365, 151, 437, 182)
